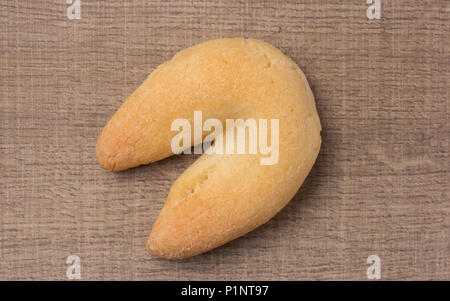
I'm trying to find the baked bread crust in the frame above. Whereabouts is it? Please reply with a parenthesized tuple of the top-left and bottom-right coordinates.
(96, 38, 321, 259)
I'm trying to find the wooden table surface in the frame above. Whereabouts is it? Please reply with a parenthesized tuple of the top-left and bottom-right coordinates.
(0, 0, 448, 280)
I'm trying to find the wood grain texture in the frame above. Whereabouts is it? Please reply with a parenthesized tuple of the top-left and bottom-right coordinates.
(0, 0, 448, 280)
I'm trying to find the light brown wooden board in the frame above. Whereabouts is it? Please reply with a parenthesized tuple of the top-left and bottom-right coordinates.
(0, 0, 448, 280)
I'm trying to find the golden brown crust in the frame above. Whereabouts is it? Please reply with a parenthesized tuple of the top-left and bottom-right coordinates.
(96, 38, 321, 259)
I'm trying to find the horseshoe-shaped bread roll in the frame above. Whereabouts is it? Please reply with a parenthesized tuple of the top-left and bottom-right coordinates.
(96, 38, 321, 259)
